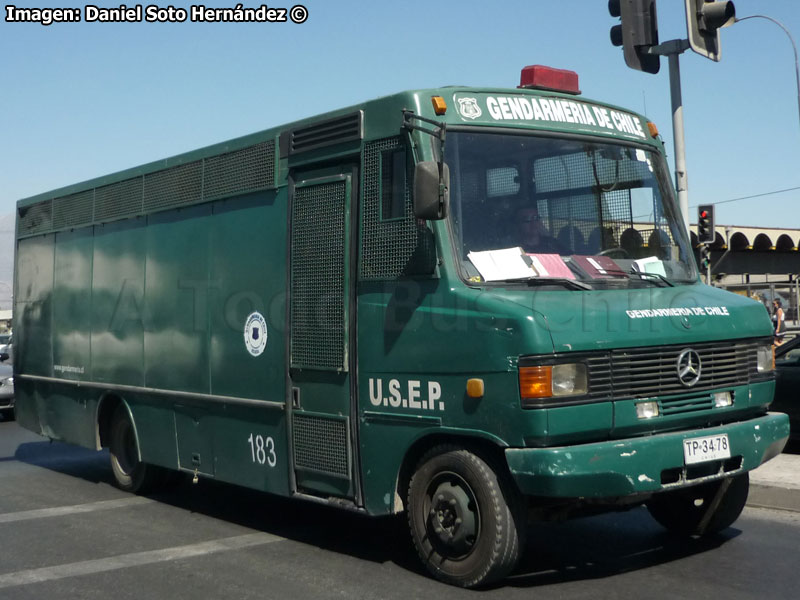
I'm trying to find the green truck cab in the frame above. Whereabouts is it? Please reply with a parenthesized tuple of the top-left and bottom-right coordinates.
(14, 65, 788, 587)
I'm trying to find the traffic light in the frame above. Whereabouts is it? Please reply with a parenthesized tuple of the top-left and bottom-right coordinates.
(608, 0, 660, 74)
(684, 0, 736, 62)
(699, 244, 711, 271)
(697, 204, 715, 244)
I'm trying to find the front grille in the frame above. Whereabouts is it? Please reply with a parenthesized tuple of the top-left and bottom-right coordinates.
(522, 339, 769, 410)
(659, 395, 712, 415)
(610, 340, 758, 399)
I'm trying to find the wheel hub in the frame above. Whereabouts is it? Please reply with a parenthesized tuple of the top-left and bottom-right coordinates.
(427, 477, 478, 557)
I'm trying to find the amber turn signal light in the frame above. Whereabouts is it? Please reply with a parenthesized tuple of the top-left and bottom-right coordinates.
(431, 96, 447, 115)
(519, 366, 552, 399)
(466, 378, 484, 398)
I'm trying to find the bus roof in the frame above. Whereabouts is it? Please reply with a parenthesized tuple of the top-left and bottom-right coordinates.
(16, 85, 660, 237)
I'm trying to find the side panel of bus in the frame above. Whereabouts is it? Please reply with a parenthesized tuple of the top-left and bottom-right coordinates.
(15, 190, 294, 497)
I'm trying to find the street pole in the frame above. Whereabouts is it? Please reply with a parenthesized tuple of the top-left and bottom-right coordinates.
(669, 51, 690, 235)
(650, 39, 691, 236)
(736, 15, 800, 134)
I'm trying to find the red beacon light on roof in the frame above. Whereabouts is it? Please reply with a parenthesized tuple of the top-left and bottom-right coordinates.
(518, 65, 581, 95)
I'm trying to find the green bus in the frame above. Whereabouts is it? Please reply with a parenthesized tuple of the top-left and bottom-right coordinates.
(14, 65, 788, 587)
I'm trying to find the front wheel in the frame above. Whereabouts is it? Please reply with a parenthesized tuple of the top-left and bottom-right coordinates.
(646, 473, 749, 536)
(108, 405, 164, 494)
(407, 445, 526, 588)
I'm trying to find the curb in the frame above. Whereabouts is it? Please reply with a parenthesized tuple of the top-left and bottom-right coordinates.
(744, 452, 800, 513)
(747, 483, 800, 513)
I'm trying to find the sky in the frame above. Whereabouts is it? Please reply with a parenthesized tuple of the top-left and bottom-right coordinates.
(1, 0, 799, 229)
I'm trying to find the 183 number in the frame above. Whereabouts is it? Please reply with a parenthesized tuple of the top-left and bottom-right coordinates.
(247, 434, 277, 467)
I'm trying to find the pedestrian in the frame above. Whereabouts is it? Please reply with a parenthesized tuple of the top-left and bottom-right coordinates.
(772, 298, 786, 345)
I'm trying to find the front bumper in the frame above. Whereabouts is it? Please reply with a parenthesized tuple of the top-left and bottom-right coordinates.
(506, 413, 789, 498)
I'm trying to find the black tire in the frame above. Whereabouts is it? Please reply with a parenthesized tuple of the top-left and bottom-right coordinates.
(108, 405, 163, 494)
(1, 408, 14, 421)
(647, 473, 749, 536)
(407, 445, 527, 588)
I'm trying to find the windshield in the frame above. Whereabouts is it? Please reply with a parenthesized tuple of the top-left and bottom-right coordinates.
(445, 131, 696, 287)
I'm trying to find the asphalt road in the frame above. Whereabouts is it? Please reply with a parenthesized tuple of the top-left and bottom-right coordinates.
(2, 417, 799, 599)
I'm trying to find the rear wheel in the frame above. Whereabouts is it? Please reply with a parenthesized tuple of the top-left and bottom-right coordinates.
(646, 473, 749, 536)
(0, 408, 14, 421)
(407, 445, 526, 588)
(108, 405, 163, 494)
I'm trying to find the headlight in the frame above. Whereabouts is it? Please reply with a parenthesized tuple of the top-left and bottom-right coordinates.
(756, 345, 774, 373)
(519, 362, 588, 406)
(552, 363, 588, 396)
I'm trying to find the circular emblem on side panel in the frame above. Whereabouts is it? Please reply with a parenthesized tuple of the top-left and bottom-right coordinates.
(676, 348, 701, 387)
(244, 312, 268, 357)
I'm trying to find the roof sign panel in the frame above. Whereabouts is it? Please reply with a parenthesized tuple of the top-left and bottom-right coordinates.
(451, 92, 648, 141)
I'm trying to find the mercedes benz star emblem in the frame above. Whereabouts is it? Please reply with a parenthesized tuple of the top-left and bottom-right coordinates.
(676, 349, 702, 387)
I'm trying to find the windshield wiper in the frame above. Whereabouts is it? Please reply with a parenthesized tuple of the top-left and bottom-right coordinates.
(629, 271, 674, 287)
(501, 277, 592, 291)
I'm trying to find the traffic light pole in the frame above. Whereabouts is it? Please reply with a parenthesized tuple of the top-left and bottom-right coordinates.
(735, 15, 800, 135)
(650, 39, 692, 235)
(608, 2, 736, 237)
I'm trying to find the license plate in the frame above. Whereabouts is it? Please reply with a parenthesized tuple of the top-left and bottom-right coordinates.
(683, 434, 731, 465)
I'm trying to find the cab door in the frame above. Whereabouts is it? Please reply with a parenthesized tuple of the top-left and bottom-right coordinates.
(287, 165, 360, 502)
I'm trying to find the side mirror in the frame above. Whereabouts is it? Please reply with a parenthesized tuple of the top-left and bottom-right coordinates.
(414, 161, 449, 220)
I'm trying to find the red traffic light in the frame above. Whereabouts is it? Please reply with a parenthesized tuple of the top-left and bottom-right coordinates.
(697, 204, 715, 244)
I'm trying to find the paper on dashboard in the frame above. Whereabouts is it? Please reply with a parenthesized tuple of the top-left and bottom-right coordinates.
(468, 247, 536, 281)
(633, 256, 667, 277)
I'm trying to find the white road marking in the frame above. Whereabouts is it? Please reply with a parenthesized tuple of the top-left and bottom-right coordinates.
(0, 532, 284, 589)
(0, 497, 153, 524)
